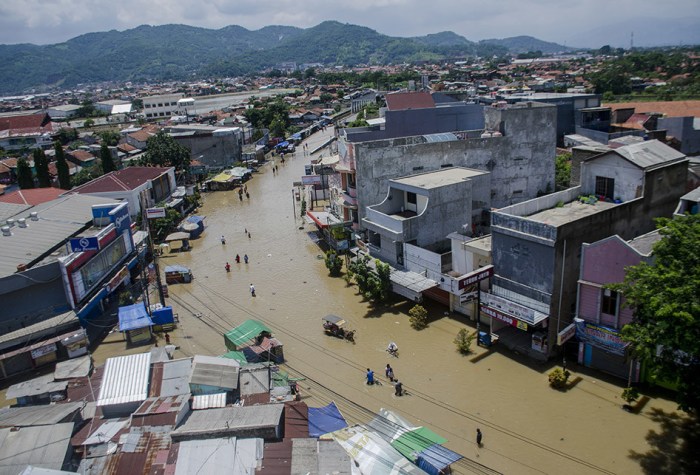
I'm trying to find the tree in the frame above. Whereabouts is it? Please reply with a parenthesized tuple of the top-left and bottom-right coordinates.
(269, 114, 287, 138)
(54, 142, 71, 189)
(99, 130, 121, 146)
(83, 118, 95, 128)
(348, 254, 372, 297)
(324, 251, 343, 276)
(16, 156, 34, 189)
(100, 143, 116, 173)
(409, 304, 428, 330)
(142, 130, 191, 173)
(455, 329, 477, 354)
(555, 153, 571, 191)
(33, 148, 51, 187)
(55, 127, 78, 144)
(71, 165, 103, 187)
(151, 208, 181, 242)
(612, 215, 700, 413)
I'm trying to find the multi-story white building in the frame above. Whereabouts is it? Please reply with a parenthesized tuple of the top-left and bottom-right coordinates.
(141, 94, 184, 119)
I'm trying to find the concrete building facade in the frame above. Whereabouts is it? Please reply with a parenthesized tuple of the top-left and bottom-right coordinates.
(338, 101, 557, 230)
(486, 140, 687, 360)
(142, 93, 184, 119)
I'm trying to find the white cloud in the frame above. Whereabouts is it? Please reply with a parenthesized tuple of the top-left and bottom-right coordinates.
(0, 0, 696, 46)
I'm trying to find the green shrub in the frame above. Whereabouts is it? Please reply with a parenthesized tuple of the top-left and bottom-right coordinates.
(324, 251, 343, 276)
(622, 386, 640, 405)
(548, 368, 571, 389)
(454, 329, 476, 354)
(409, 304, 428, 330)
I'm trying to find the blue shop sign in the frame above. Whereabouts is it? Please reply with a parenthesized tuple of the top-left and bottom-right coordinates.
(575, 318, 628, 356)
(69, 236, 100, 252)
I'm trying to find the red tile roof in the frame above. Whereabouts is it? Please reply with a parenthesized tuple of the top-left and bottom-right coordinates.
(69, 166, 172, 193)
(69, 150, 96, 162)
(117, 143, 138, 153)
(0, 113, 51, 132)
(0, 187, 64, 205)
(128, 130, 154, 143)
(385, 92, 435, 111)
(604, 100, 700, 118)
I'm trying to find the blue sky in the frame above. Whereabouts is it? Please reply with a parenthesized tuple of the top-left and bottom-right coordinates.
(0, 0, 698, 47)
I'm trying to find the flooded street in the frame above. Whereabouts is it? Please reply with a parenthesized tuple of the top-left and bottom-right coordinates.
(119, 128, 678, 474)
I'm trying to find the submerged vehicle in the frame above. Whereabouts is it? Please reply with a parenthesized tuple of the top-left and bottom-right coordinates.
(322, 315, 355, 343)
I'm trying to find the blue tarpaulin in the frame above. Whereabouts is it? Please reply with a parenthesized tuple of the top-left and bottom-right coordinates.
(308, 402, 348, 438)
(416, 444, 463, 475)
(185, 215, 205, 238)
(118, 303, 153, 331)
(290, 133, 302, 140)
(151, 306, 174, 325)
(275, 141, 290, 149)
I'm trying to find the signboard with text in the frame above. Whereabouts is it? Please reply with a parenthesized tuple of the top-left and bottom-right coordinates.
(301, 175, 322, 186)
(480, 305, 529, 331)
(146, 207, 166, 219)
(557, 322, 577, 346)
(575, 319, 627, 355)
(458, 265, 494, 290)
(69, 236, 100, 253)
(109, 202, 130, 235)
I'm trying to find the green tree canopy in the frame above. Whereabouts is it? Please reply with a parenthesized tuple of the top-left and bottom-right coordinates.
(100, 143, 116, 174)
(33, 148, 51, 188)
(613, 215, 700, 413)
(16, 156, 34, 189)
(54, 142, 71, 190)
(142, 130, 191, 173)
(555, 152, 571, 191)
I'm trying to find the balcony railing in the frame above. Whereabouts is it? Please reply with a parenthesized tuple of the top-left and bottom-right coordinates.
(364, 207, 404, 234)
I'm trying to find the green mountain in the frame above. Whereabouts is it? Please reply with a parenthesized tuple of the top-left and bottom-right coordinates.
(0, 22, 508, 94)
(479, 35, 574, 54)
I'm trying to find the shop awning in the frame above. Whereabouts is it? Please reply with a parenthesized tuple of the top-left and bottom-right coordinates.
(211, 172, 236, 183)
(224, 319, 272, 350)
(308, 402, 348, 438)
(306, 210, 343, 229)
(118, 302, 153, 331)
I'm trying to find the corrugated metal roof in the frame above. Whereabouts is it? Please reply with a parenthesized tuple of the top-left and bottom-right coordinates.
(83, 419, 129, 446)
(0, 194, 118, 277)
(0, 311, 78, 349)
(174, 438, 263, 475)
(97, 352, 151, 407)
(172, 405, 283, 440)
(284, 402, 309, 439)
(189, 355, 239, 390)
(0, 423, 74, 473)
(239, 365, 270, 396)
(54, 354, 92, 380)
(17, 465, 78, 475)
(0, 402, 82, 428)
(606, 139, 686, 170)
(191, 393, 227, 410)
(5, 374, 68, 400)
(152, 358, 192, 398)
(291, 439, 352, 475)
(258, 439, 293, 475)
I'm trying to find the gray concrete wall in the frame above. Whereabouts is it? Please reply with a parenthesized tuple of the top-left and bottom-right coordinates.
(0, 262, 69, 335)
(174, 132, 242, 169)
(491, 161, 687, 357)
(581, 154, 645, 202)
(355, 104, 556, 222)
(658, 116, 700, 155)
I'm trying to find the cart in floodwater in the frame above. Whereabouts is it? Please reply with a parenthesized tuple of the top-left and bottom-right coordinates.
(322, 315, 355, 343)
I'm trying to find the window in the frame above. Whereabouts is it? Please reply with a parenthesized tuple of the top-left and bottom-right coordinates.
(601, 288, 618, 315)
(595, 176, 615, 199)
(406, 192, 417, 204)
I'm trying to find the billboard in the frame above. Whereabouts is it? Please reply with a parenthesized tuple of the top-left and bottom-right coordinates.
(146, 207, 167, 219)
(301, 175, 322, 185)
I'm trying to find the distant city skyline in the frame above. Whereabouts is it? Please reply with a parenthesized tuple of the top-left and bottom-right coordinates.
(0, 0, 698, 48)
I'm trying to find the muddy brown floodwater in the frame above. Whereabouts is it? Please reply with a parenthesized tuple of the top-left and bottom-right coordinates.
(99, 127, 679, 474)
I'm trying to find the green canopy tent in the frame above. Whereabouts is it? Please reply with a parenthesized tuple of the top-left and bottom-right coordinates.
(219, 350, 248, 365)
(224, 319, 272, 351)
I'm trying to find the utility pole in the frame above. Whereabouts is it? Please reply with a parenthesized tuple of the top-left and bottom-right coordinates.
(140, 194, 166, 307)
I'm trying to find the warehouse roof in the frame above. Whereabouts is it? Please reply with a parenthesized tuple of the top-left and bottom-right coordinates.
(97, 352, 151, 407)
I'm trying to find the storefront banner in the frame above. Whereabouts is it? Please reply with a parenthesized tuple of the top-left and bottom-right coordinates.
(458, 265, 494, 290)
(481, 305, 528, 331)
(106, 266, 129, 293)
(31, 343, 57, 359)
(575, 318, 627, 356)
(480, 292, 542, 325)
(557, 322, 577, 346)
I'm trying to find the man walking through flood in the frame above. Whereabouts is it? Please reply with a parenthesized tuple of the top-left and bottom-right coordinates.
(366, 368, 374, 385)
